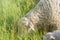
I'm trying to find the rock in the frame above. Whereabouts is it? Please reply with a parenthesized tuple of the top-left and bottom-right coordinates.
(43, 29, 60, 40)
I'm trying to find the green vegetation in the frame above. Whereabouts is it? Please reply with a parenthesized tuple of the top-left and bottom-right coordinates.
(0, 0, 45, 40)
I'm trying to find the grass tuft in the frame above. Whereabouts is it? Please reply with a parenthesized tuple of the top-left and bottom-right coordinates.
(0, 0, 46, 40)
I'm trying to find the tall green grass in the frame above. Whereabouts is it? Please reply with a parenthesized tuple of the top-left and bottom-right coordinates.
(0, 0, 45, 40)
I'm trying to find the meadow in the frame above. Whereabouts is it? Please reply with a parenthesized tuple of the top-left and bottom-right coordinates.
(0, 0, 44, 40)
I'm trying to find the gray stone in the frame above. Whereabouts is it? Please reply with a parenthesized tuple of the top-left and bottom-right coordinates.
(43, 29, 60, 40)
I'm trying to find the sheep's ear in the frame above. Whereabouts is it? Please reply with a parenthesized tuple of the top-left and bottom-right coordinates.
(50, 36, 55, 40)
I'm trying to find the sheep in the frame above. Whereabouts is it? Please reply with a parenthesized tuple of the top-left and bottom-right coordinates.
(18, 0, 60, 36)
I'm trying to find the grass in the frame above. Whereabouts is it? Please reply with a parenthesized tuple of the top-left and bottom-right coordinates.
(0, 0, 45, 40)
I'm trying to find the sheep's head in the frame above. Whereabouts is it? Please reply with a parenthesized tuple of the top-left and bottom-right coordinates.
(18, 17, 35, 34)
